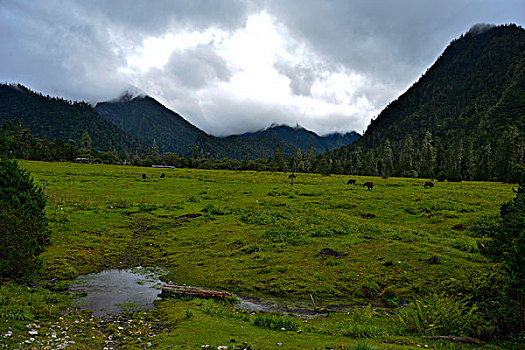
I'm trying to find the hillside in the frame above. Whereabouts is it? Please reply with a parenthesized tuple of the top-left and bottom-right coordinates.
(329, 24, 525, 180)
(96, 94, 359, 160)
(95, 93, 208, 157)
(238, 124, 360, 155)
(0, 84, 145, 156)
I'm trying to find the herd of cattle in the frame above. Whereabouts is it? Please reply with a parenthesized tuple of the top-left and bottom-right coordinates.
(346, 178, 434, 190)
(140, 172, 434, 189)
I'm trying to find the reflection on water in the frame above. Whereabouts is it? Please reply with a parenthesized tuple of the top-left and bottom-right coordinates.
(236, 294, 357, 318)
(69, 268, 357, 319)
(68, 267, 163, 317)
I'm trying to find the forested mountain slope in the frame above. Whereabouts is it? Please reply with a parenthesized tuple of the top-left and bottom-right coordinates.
(0, 84, 145, 157)
(329, 24, 524, 181)
(238, 124, 360, 155)
(95, 93, 208, 157)
(96, 95, 360, 160)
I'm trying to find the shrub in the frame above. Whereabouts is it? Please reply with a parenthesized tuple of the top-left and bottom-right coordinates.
(394, 293, 487, 337)
(473, 181, 525, 335)
(0, 158, 49, 280)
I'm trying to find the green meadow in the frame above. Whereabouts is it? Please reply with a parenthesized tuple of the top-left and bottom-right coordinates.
(1, 160, 518, 349)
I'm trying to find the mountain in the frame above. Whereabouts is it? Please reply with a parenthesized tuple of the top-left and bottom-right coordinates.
(195, 132, 296, 160)
(237, 124, 360, 155)
(96, 94, 360, 160)
(329, 24, 525, 181)
(95, 93, 207, 156)
(0, 84, 145, 156)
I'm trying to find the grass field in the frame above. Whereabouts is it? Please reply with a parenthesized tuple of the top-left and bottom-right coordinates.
(0, 160, 518, 349)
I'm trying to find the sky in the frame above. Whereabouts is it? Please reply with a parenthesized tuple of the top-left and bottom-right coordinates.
(1, 1, 524, 136)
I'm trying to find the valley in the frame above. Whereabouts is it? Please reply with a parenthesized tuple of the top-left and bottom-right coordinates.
(0, 160, 516, 349)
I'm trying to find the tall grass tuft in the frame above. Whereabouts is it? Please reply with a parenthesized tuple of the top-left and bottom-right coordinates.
(0, 283, 64, 321)
(393, 292, 487, 337)
(252, 313, 300, 331)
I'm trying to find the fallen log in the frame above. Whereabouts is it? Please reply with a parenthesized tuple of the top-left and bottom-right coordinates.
(161, 284, 236, 301)
(422, 336, 483, 345)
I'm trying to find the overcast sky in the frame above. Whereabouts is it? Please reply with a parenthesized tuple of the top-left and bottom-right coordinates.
(1, 1, 523, 136)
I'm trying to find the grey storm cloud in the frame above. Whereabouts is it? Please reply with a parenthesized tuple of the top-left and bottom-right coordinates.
(163, 45, 233, 89)
(1, 0, 524, 136)
(274, 61, 318, 96)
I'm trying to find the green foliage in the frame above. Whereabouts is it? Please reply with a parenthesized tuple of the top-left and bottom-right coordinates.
(0, 84, 145, 158)
(0, 283, 64, 321)
(329, 25, 525, 181)
(473, 181, 525, 334)
(252, 313, 299, 331)
(0, 158, 49, 280)
(394, 293, 487, 337)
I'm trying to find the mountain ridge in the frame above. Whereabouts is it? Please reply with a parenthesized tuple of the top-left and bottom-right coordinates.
(328, 24, 524, 180)
(95, 95, 360, 159)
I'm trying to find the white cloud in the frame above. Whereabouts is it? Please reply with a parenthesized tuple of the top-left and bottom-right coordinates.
(117, 11, 379, 135)
(1, 0, 523, 136)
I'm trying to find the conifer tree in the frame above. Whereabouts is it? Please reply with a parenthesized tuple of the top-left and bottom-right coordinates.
(0, 157, 49, 280)
(420, 131, 436, 178)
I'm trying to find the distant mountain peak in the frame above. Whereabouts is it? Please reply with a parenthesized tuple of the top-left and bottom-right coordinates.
(111, 87, 147, 103)
(264, 123, 307, 132)
(468, 23, 495, 36)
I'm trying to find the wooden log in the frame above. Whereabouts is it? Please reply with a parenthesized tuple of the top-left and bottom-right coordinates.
(161, 284, 235, 301)
(422, 336, 483, 345)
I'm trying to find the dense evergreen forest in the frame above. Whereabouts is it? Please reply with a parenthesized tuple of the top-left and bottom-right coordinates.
(95, 93, 207, 156)
(327, 24, 524, 181)
(96, 95, 360, 160)
(0, 84, 146, 159)
(0, 120, 323, 173)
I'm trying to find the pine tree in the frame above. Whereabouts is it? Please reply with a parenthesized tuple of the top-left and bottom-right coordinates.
(352, 146, 363, 174)
(151, 139, 160, 158)
(305, 144, 315, 172)
(80, 130, 92, 149)
(380, 139, 394, 177)
(0, 158, 49, 280)
(399, 135, 415, 177)
(420, 131, 436, 178)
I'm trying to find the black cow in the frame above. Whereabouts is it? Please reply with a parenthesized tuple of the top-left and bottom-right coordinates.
(160, 173, 165, 178)
(424, 181, 434, 188)
(364, 182, 373, 190)
(289, 174, 296, 179)
(142, 173, 147, 180)
(347, 179, 356, 185)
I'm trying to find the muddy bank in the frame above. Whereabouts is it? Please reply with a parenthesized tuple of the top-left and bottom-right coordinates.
(236, 294, 359, 318)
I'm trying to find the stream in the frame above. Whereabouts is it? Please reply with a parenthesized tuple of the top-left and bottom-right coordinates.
(68, 268, 356, 318)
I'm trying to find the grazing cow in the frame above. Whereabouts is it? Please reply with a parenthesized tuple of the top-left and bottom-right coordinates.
(142, 173, 147, 180)
(160, 173, 165, 178)
(363, 182, 373, 190)
(347, 179, 356, 185)
(424, 181, 434, 188)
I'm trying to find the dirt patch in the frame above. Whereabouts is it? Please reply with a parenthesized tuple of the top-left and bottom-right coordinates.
(319, 248, 345, 258)
(174, 213, 202, 221)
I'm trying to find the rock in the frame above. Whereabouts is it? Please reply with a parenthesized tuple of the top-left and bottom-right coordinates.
(319, 248, 345, 258)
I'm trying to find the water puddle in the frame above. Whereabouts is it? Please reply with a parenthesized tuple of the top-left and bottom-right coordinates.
(68, 267, 165, 317)
(236, 294, 357, 318)
(68, 268, 358, 319)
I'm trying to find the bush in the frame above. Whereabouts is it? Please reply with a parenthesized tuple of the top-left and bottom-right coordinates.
(394, 293, 487, 337)
(0, 158, 49, 280)
(473, 181, 524, 335)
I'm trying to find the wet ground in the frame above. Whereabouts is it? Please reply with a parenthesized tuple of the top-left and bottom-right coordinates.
(67, 267, 164, 317)
(236, 294, 357, 318)
(67, 267, 356, 319)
